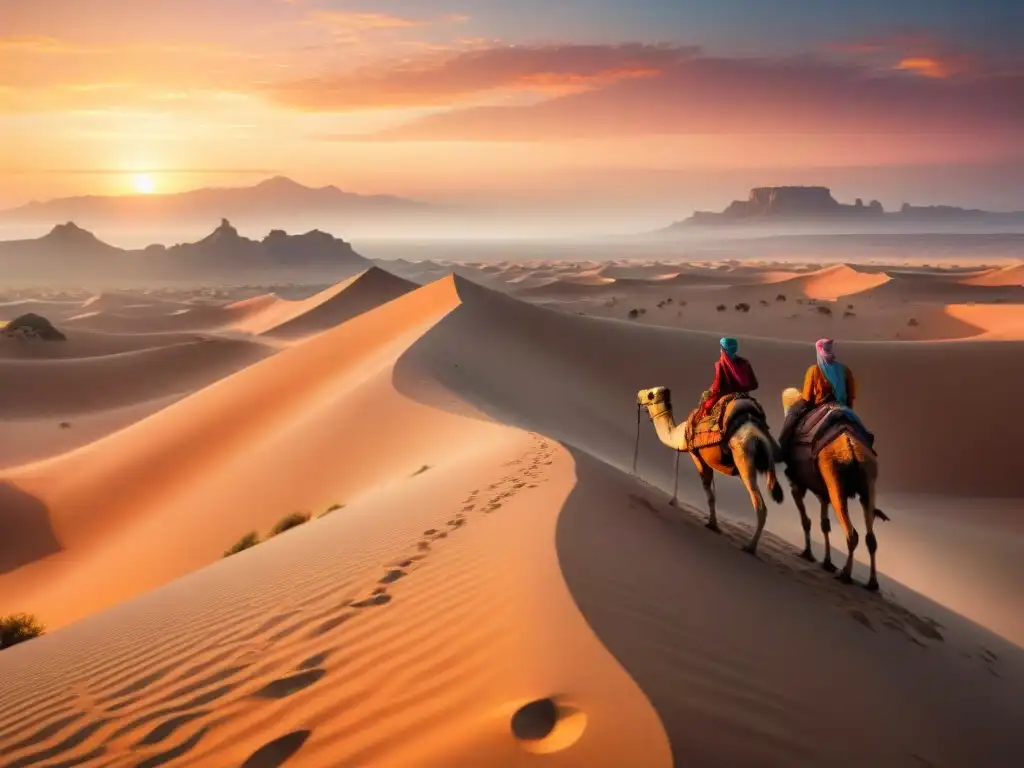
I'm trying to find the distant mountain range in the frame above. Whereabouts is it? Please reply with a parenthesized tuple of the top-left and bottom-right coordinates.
(660, 186, 1024, 232)
(0, 218, 372, 284)
(0, 177, 437, 231)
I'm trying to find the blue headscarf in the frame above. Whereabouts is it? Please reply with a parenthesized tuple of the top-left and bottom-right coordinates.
(815, 338, 848, 406)
(720, 336, 738, 359)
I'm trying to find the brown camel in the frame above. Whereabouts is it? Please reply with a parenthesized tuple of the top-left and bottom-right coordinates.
(780, 387, 889, 590)
(636, 386, 784, 556)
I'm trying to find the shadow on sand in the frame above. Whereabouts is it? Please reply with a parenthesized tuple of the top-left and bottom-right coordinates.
(0, 482, 60, 575)
(390, 283, 1024, 766)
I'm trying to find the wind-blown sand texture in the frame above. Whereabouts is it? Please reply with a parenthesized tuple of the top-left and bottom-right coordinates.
(0, 259, 1021, 767)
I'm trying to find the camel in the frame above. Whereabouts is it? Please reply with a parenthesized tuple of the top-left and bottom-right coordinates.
(780, 387, 889, 591)
(636, 386, 784, 556)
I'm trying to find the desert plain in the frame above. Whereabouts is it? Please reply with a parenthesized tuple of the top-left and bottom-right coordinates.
(0, 253, 1022, 767)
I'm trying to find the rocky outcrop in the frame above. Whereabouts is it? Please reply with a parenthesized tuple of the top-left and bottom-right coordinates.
(3, 313, 67, 340)
(685, 186, 884, 224)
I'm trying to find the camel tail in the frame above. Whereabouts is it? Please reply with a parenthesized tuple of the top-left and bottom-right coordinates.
(753, 433, 785, 503)
(754, 437, 771, 473)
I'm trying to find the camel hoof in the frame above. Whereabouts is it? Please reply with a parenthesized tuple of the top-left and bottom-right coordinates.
(799, 549, 816, 563)
(705, 521, 721, 534)
(836, 572, 854, 585)
(668, 499, 678, 508)
(865, 578, 880, 592)
(821, 561, 837, 573)
(741, 544, 759, 558)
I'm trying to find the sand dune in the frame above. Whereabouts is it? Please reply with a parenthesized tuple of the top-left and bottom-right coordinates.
(0, 278, 466, 628)
(63, 305, 239, 334)
(0, 328, 232, 360)
(80, 291, 188, 314)
(0, 273, 1020, 767)
(0, 299, 84, 321)
(0, 264, 1022, 767)
(0, 337, 273, 418)
(231, 267, 417, 338)
(959, 261, 1024, 287)
(859, 272, 1024, 303)
(945, 303, 1024, 339)
(761, 263, 891, 300)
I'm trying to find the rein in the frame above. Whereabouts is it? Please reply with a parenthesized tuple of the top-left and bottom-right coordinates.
(633, 401, 683, 508)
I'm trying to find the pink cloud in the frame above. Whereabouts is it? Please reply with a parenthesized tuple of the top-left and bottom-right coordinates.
(291, 48, 1022, 141)
(268, 44, 699, 110)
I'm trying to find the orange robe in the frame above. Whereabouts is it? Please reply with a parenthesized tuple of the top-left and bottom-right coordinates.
(801, 364, 858, 408)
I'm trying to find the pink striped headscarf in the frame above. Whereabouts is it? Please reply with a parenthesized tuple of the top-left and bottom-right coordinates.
(815, 338, 836, 364)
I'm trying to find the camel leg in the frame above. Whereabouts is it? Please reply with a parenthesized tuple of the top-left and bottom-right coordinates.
(818, 498, 836, 573)
(822, 465, 858, 583)
(860, 481, 880, 592)
(734, 448, 767, 556)
(692, 454, 720, 533)
(790, 484, 814, 561)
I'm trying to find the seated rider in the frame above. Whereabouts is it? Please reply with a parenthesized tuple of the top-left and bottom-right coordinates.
(688, 337, 760, 449)
(778, 338, 874, 458)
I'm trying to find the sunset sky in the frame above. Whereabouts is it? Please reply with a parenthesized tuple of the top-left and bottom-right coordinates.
(2, 0, 1023, 217)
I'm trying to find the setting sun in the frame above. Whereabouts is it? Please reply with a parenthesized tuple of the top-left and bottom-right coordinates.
(132, 174, 156, 195)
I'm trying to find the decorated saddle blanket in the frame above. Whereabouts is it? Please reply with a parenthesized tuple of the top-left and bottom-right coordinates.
(793, 402, 874, 461)
(685, 393, 767, 450)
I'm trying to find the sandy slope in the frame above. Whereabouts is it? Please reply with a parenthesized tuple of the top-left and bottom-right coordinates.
(0, 432, 674, 767)
(945, 304, 1024, 339)
(0, 338, 274, 418)
(0, 328, 234, 360)
(231, 267, 416, 338)
(0, 270, 1021, 766)
(766, 263, 891, 299)
(959, 261, 1024, 287)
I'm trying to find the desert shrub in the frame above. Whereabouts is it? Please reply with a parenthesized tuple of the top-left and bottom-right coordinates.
(907, 317, 919, 327)
(816, 305, 833, 316)
(59, 422, 71, 429)
(734, 302, 751, 312)
(224, 531, 260, 557)
(319, 503, 345, 519)
(759, 299, 770, 307)
(847, 304, 855, 310)
(0, 613, 45, 649)
(716, 304, 726, 312)
(776, 294, 787, 302)
(269, 512, 310, 537)
(843, 311, 856, 318)
(412, 465, 431, 476)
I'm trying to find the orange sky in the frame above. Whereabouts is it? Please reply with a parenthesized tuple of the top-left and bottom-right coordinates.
(2, 0, 1022, 210)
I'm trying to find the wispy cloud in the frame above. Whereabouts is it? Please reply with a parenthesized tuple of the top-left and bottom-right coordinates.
(269, 43, 698, 110)
(304, 46, 1024, 141)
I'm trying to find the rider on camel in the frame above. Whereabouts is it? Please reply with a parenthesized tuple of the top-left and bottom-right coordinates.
(687, 338, 763, 463)
(778, 338, 873, 460)
(699, 337, 759, 418)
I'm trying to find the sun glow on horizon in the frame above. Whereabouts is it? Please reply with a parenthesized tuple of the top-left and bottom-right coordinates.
(132, 174, 156, 195)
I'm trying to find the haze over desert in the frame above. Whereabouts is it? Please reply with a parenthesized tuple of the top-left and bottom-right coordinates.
(2, 0, 1023, 765)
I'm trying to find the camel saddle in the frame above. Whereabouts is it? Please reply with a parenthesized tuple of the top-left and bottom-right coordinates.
(685, 393, 767, 452)
(784, 401, 875, 491)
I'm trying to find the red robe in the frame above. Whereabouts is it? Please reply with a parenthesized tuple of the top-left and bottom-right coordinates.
(701, 351, 759, 414)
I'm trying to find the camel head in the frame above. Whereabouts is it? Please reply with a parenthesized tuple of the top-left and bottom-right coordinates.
(782, 387, 803, 415)
(637, 386, 671, 409)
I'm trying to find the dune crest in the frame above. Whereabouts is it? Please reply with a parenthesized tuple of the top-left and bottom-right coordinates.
(231, 267, 417, 338)
(959, 261, 1024, 287)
